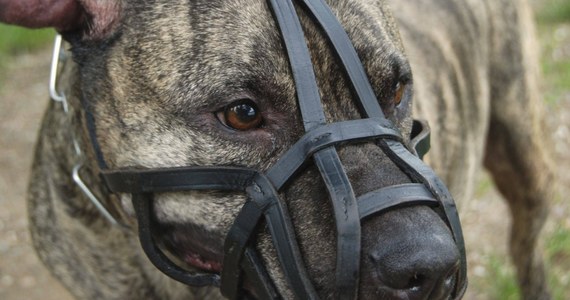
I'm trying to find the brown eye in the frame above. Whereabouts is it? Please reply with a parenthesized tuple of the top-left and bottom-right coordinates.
(220, 99, 263, 131)
(394, 82, 406, 106)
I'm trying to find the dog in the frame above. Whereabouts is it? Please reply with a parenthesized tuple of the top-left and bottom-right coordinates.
(0, 0, 553, 299)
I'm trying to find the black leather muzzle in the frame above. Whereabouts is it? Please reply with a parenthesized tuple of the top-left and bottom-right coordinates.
(82, 0, 468, 299)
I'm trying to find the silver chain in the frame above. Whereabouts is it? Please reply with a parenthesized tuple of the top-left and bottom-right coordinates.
(49, 34, 124, 227)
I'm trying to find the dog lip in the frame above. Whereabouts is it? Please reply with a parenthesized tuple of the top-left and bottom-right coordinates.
(180, 246, 223, 273)
(159, 224, 224, 273)
(160, 225, 262, 298)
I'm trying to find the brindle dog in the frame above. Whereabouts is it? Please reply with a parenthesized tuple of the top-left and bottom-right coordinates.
(0, 0, 553, 299)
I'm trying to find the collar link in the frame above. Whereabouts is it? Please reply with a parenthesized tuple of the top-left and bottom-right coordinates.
(49, 34, 128, 229)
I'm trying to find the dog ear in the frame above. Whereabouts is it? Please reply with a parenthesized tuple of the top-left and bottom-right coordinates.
(0, 0, 122, 40)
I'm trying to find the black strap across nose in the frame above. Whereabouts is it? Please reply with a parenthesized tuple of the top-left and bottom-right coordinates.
(89, 0, 468, 299)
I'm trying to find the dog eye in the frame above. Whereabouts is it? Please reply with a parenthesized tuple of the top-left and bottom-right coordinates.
(218, 99, 263, 131)
(394, 82, 405, 107)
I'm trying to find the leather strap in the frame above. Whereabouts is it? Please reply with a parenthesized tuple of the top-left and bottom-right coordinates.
(221, 173, 318, 299)
(358, 183, 438, 219)
(299, 0, 384, 120)
(102, 167, 256, 193)
(313, 148, 361, 299)
(379, 140, 467, 296)
(268, 0, 325, 131)
(131, 193, 222, 286)
(241, 248, 280, 300)
(265, 117, 402, 189)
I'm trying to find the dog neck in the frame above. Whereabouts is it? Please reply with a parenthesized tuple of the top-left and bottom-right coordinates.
(48, 35, 130, 229)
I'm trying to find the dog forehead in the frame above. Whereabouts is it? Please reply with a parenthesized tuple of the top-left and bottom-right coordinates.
(114, 0, 404, 107)
(109, 0, 287, 108)
(94, 0, 410, 169)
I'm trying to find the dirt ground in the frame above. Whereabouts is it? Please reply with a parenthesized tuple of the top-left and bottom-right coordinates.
(0, 27, 569, 300)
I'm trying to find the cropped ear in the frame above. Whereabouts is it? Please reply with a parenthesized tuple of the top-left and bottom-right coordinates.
(0, 0, 122, 40)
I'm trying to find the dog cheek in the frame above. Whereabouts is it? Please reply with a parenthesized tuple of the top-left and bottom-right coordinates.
(119, 194, 136, 218)
(152, 192, 247, 234)
(255, 169, 337, 297)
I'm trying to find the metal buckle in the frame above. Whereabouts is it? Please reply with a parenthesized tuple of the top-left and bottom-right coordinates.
(49, 34, 125, 228)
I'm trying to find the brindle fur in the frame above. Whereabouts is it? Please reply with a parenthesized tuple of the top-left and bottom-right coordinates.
(25, 0, 552, 299)
(394, 1, 553, 298)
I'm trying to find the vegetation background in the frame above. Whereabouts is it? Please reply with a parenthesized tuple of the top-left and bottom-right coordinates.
(0, 0, 568, 299)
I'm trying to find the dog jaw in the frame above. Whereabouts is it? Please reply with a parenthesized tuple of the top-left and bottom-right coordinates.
(158, 222, 224, 273)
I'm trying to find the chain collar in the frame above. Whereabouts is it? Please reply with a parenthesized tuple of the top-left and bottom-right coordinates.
(49, 34, 126, 228)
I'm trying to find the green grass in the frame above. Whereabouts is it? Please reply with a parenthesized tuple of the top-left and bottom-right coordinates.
(535, 0, 570, 105)
(547, 227, 570, 257)
(482, 227, 570, 300)
(485, 255, 521, 300)
(0, 25, 55, 88)
(536, 0, 570, 24)
(481, 227, 570, 300)
(537, 25, 570, 105)
(545, 228, 570, 300)
(0, 24, 55, 74)
(475, 173, 494, 197)
(0, 24, 55, 56)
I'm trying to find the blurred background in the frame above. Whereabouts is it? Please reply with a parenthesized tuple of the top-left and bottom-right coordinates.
(0, 0, 568, 299)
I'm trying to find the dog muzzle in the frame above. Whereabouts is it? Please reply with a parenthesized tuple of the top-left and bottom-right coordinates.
(66, 0, 468, 298)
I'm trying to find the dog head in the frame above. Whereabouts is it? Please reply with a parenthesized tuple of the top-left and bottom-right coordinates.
(2, 0, 465, 298)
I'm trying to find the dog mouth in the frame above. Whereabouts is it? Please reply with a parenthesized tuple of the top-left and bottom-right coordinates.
(157, 224, 263, 298)
(157, 223, 224, 273)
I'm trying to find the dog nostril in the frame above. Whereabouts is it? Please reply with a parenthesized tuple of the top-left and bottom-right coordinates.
(383, 269, 433, 292)
(407, 273, 426, 291)
(440, 263, 460, 292)
(360, 207, 461, 299)
(364, 238, 460, 298)
(376, 266, 458, 300)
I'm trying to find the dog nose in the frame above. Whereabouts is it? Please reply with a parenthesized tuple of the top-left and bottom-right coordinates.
(368, 247, 459, 299)
(360, 207, 460, 299)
